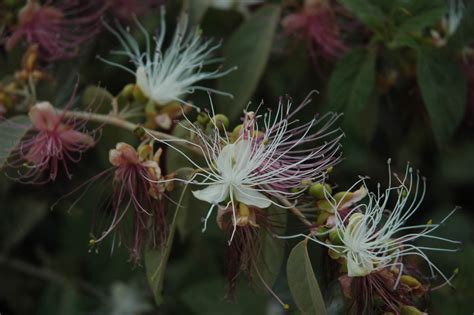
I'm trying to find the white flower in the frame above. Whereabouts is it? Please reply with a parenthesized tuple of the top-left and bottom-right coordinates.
(286, 161, 460, 285)
(211, 0, 264, 16)
(101, 8, 235, 105)
(148, 94, 342, 242)
(444, 0, 464, 35)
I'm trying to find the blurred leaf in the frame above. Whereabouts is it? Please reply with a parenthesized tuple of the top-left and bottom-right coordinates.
(1, 198, 48, 252)
(327, 48, 376, 113)
(287, 240, 327, 315)
(216, 4, 281, 121)
(165, 123, 207, 239)
(338, 0, 385, 30)
(81, 85, 114, 112)
(183, 0, 212, 25)
(394, 0, 446, 33)
(181, 277, 267, 315)
(0, 115, 30, 170)
(438, 143, 474, 184)
(37, 284, 81, 315)
(145, 167, 193, 305)
(252, 206, 286, 292)
(416, 48, 467, 145)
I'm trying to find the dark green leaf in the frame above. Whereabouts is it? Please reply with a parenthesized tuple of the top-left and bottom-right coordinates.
(1, 198, 48, 252)
(327, 48, 376, 113)
(252, 206, 286, 292)
(338, 0, 385, 29)
(216, 4, 281, 121)
(183, 0, 212, 26)
(81, 85, 114, 111)
(394, 0, 446, 33)
(0, 115, 31, 170)
(417, 48, 467, 145)
(165, 124, 207, 239)
(145, 167, 194, 305)
(287, 240, 327, 315)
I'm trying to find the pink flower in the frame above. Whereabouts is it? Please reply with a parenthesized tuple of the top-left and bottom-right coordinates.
(6, 0, 105, 61)
(12, 101, 94, 183)
(282, 0, 346, 63)
(106, 0, 160, 20)
(90, 142, 167, 263)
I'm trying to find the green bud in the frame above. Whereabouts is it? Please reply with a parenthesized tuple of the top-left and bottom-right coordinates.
(400, 305, 424, 315)
(197, 112, 210, 125)
(329, 228, 343, 245)
(315, 211, 331, 225)
(133, 85, 148, 103)
(210, 114, 229, 131)
(400, 275, 421, 288)
(231, 124, 243, 141)
(121, 83, 135, 100)
(309, 183, 332, 199)
(316, 199, 334, 213)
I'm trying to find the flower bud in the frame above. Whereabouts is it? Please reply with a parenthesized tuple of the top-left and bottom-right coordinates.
(400, 275, 421, 289)
(329, 228, 343, 245)
(400, 305, 425, 315)
(133, 85, 148, 103)
(309, 182, 332, 199)
(197, 112, 210, 125)
(121, 83, 135, 100)
(210, 114, 229, 131)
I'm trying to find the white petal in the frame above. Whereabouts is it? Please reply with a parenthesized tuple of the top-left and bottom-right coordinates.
(136, 66, 151, 99)
(192, 184, 228, 204)
(215, 143, 235, 175)
(347, 253, 372, 277)
(235, 186, 271, 208)
(233, 139, 253, 166)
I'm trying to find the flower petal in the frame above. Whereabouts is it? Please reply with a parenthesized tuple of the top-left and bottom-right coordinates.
(235, 186, 271, 209)
(29, 102, 61, 131)
(192, 184, 228, 204)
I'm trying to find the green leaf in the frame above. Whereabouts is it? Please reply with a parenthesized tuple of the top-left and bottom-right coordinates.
(81, 85, 114, 112)
(165, 124, 207, 239)
(391, 0, 446, 46)
(216, 4, 281, 121)
(0, 115, 31, 170)
(327, 48, 376, 113)
(183, 0, 212, 26)
(338, 0, 385, 30)
(397, 0, 446, 32)
(287, 240, 327, 315)
(1, 198, 48, 252)
(252, 206, 286, 292)
(416, 48, 467, 145)
(145, 167, 194, 305)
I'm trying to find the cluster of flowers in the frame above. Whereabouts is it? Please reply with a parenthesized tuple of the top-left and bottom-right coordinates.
(0, 1, 461, 314)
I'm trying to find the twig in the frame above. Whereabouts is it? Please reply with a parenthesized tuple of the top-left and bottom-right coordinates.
(0, 254, 106, 300)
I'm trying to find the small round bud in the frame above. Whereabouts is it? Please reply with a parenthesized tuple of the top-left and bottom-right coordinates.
(121, 84, 135, 100)
(400, 275, 421, 288)
(197, 112, 210, 125)
(133, 85, 148, 103)
(231, 124, 243, 141)
(400, 305, 424, 315)
(210, 114, 229, 131)
(309, 183, 332, 199)
(329, 228, 343, 245)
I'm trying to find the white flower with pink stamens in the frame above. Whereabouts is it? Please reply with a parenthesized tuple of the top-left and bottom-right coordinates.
(100, 8, 235, 105)
(292, 161, 460, 286)
(148, 94, 342, 241)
